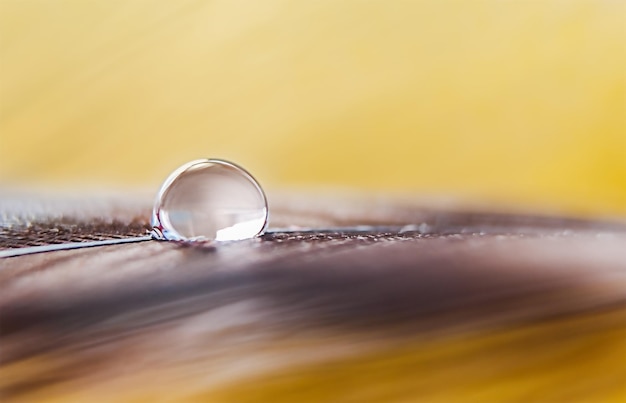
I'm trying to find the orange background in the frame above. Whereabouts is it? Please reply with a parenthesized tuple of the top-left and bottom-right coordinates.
(1, 1, 624, 217)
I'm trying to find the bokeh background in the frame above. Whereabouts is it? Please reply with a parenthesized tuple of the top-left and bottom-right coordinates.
(1, 0, 624, 217)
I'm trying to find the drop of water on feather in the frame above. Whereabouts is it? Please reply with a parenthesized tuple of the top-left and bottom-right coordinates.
(151, 159, 268, 243)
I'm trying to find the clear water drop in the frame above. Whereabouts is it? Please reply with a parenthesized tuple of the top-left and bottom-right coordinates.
(151, 159, 268, 243)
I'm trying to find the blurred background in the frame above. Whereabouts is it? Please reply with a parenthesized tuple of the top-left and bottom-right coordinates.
(1, 0, 624, 217)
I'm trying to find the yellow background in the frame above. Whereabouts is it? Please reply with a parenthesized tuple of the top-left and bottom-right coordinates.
(1, 0, 624, 217)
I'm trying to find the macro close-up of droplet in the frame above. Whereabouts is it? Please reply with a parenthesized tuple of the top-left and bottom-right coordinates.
(151, 159, 268, 243)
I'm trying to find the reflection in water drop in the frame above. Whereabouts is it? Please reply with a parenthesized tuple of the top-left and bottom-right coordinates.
(151, 159, 268, 243)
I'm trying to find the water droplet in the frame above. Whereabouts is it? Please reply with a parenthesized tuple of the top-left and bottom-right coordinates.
(151, 159, 268, 243)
